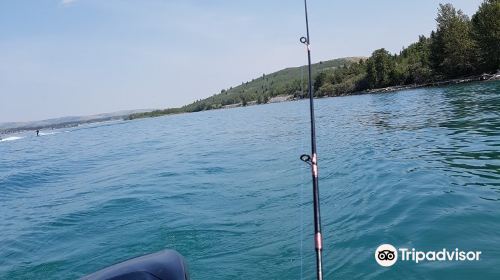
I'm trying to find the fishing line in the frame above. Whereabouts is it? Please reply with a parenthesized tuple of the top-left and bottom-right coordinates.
(299, 55, 306, 280)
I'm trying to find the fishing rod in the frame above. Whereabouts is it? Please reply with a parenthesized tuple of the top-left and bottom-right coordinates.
(299, 0, 324, 279)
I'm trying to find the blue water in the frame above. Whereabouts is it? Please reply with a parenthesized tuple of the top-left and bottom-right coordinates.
(1, 82, 499, 279)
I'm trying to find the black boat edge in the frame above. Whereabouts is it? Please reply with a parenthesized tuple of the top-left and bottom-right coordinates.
(80, 249, 189, 280)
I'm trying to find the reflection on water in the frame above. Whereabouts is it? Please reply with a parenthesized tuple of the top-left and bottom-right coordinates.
(354, 82, 499, 193)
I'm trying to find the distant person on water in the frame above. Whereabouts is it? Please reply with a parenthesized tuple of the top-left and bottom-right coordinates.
(36, 129, 39, 136)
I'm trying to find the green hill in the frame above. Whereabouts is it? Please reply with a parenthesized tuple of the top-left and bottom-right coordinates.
(129, 57, 363, 119)
(131, 1, 499, 121)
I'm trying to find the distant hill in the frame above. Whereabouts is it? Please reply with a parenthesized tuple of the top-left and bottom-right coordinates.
(0, 109, 151, 135)
(129, 57, 365, 119)
(129, 1, 500, 120)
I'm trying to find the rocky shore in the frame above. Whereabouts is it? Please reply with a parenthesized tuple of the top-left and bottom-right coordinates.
(366, 72, 500, 94)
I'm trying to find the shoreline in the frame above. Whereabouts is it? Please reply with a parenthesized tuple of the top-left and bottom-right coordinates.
(125, 75, 500, 121)
(3, 75, 499, 136)
(363, 73, 500, 94)
(201, 74, 500, 111)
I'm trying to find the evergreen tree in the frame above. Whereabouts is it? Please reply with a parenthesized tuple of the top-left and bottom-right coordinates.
(431, 3, 476, 77)
(471, 0, 500, 72)
(401, 35, 433, 83)
(314, 72, 326, 92)
(366, 49, 396, 88)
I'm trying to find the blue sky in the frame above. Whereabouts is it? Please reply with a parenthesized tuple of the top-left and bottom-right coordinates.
(0, 0, 483, 122)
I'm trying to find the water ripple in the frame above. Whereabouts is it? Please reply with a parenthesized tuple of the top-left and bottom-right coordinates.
(0, 81, 499, 279)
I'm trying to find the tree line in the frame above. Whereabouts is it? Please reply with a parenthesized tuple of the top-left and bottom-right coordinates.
(315, 0, 499, 96)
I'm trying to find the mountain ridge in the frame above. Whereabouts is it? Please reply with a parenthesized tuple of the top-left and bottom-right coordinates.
(0, 109, 152, 134)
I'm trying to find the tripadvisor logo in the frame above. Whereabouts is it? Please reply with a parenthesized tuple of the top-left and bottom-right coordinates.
(375, 244, 482, 267)
(375, 244, 398, 267)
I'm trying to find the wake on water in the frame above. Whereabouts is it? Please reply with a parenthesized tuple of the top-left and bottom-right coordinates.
(38, 132, 60, 136)
(0, 136, 24, 142)
(0, 131, 62, 143)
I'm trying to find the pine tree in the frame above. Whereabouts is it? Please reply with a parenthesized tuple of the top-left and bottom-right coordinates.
(366, 49, 396, 88)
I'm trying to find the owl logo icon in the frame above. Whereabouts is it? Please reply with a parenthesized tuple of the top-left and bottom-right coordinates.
(375, 244, 398, 267)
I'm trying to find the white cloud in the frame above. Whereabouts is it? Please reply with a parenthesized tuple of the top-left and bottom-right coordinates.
(61, 0, 77, 5)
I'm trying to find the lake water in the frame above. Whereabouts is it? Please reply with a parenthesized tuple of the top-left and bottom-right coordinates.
(1, 81, 499, 279)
